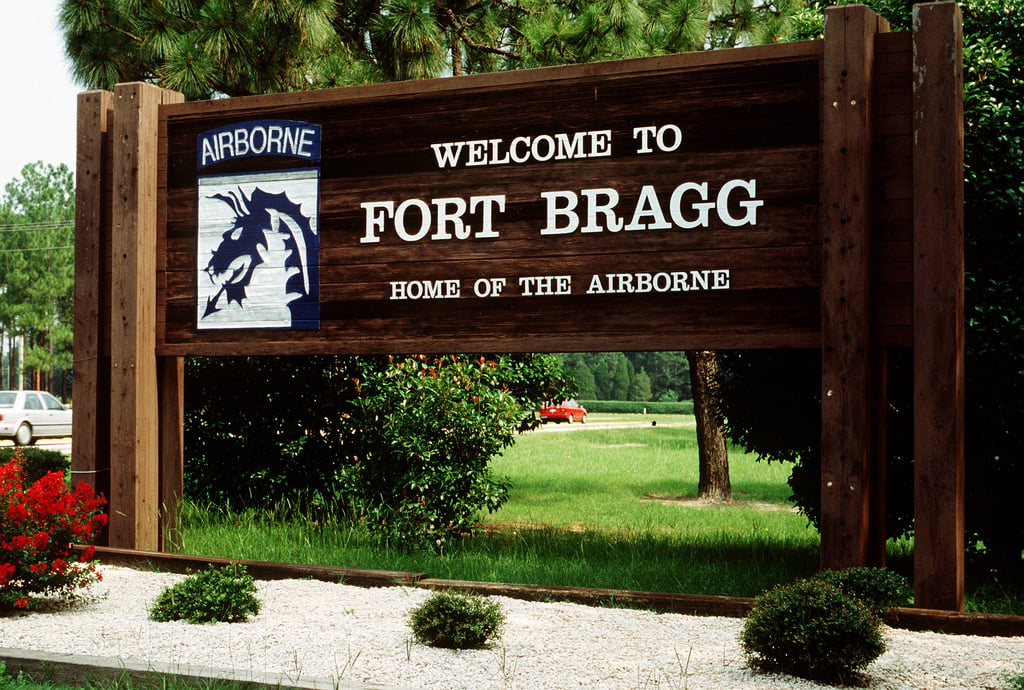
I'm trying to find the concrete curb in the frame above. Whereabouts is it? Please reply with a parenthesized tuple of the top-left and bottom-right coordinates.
(0, 647, 403, 690)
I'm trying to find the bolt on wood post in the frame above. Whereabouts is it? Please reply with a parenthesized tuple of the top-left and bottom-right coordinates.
(820, 3, 890, 572)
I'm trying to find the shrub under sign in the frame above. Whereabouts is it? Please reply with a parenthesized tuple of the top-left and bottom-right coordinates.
(73, 3, 965, 610)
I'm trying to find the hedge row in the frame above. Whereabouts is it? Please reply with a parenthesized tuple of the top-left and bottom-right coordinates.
(577, 400, 694, 415)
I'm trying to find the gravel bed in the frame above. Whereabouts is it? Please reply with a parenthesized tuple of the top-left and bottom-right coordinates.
(1, 566, 1021, 689)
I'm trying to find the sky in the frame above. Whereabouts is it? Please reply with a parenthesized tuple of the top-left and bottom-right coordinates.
(0, 0, 81, 189)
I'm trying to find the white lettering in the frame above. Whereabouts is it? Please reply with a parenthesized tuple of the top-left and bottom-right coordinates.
(201, 138, 218, 167)
(466, 140, 489, 166)
(360, 195, 507, 243)
(539, 191, 580, 235)
(670, 182, 715, 229)
(299, 128, 316, 157)
(249, 126, 266, 153)
(430, 141, 466, 168)
(360, 201, 394, 244)
(474, 277, 507, 297)
(624, 185, 672, 231)
(519, 275, 571, 296)
(510, 136, 531, 163)
(632, 126, 657, 153)
(394, 199, 432, 242)
(585, 270, 730, 294)
(716, 179, 763, 227)
(389, 279, 461, 300)
(431, 197, 469, 240)
(581, 189, 623, 233)
(541, 179, 763, 235)
(429, 129, 614, 169)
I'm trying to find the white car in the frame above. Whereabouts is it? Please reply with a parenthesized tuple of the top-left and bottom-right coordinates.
(0, 390, 73, 446)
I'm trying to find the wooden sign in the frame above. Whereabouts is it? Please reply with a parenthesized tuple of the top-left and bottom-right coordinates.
(160, 44, 829, 355)
(76, 2, 963, 612)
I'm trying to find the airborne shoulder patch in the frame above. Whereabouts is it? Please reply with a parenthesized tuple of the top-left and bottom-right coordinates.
(195, 120, 321, 331)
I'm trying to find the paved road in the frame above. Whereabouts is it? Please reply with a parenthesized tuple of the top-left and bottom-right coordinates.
(0, 437, 72, 455)
(534, 418, 695, 432)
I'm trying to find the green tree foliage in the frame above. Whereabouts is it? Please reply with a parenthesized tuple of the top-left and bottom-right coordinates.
(0, 163, 75, 395)
(558, 352, 690, 401)
(720, 0, 1024, 564)
(628, 367, 653, 401)
(632, 351, 692, 401)
(60, 0, 524, 96)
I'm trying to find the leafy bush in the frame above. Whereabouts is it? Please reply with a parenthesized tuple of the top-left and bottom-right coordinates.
(343, 355, 522, 552)
(149, 564, 261, 623)
(408, 590, 505, 649)
(0, 448, 69, 486)
(740, 578, 885, 685)
(0, 451, 107, 611)
(811, 567, 912, 618)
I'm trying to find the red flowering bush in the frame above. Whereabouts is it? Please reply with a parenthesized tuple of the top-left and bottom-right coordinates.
(0, 451, 107, 611)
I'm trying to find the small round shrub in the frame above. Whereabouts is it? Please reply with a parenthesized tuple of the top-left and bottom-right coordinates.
(408, 590, 505, 649)
(149, 564, 261, 624)
(741, 578, 885, 684)
(811, 567, 912, 618)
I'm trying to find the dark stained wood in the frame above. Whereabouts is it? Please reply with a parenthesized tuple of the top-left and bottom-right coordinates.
(158, 356, 184, 551)
(912, 1, 965, 611)
(819, 4, 889, 572)
(154, 31, 918, 356)
(72, 90, 113, 526)
(159, 47, 823, 354)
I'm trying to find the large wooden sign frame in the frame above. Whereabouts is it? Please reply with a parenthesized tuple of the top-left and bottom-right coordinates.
(72, 3, 964, 609)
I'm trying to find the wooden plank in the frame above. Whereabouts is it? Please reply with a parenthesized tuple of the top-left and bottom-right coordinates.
(161, 40, 823, 121)
(912, 1, 965, 611)
(72, 90, 113, 528)
(158, 356, 184, 551)
(109, 83, 183, 550)
(819, 4, 889, 571)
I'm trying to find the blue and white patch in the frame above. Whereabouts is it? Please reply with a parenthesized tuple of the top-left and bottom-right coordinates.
(196, 170, 320, 330)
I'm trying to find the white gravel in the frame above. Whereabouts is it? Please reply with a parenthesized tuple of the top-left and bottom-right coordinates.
(1, 565, 1022, 689)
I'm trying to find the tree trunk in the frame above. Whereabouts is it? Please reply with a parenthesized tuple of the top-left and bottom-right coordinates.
(686, 350, 731, 502)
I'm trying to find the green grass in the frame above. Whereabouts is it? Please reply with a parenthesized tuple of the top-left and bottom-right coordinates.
(177, 414, 1024, 612)
(180, 414, 821, 597)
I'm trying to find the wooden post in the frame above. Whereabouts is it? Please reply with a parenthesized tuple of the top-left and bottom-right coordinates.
(72, 90, 114, 532)
(912, 1, 965, 611)
(159, 357, 185, 551)
(109, 83, 183, 550)
(820, 4, 889, 571)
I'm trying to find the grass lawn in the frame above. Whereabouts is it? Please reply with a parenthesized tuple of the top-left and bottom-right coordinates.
(177, 413, 1023, 612)
(181, 414, 824, 598)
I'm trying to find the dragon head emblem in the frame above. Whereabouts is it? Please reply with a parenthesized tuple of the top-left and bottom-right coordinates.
(201, 186, 317, 322)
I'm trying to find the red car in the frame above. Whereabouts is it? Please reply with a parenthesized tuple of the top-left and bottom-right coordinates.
(539, 399, 587, 424)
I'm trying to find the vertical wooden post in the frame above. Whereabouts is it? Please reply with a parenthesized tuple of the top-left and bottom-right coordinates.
(820, 4, 889, 571)
(159, 357, 185, 550)
(73, 90, 114, 531)
(912, 1, 965, 611)
(109, 82, 183, 550)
